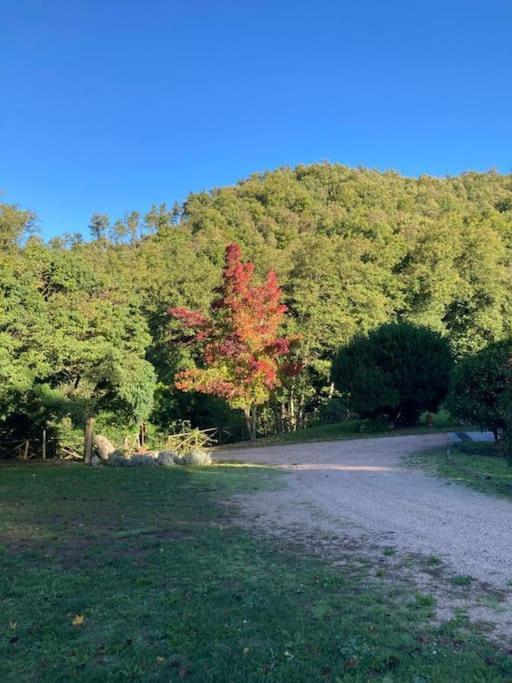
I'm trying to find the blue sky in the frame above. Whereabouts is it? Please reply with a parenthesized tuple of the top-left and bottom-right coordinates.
(1, 0, 511, 238)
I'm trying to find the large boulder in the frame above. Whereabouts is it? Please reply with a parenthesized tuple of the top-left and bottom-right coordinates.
(130, 454, 158, 466)
(183, 449, 212, 466)
(93, 435, 116, 461)
(108, 450, 128, 466)
(157, 450, 178, 466)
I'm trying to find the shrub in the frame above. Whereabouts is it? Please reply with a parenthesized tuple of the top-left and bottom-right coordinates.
(447, 340, 512, 441)
(332, 323, 452, 426)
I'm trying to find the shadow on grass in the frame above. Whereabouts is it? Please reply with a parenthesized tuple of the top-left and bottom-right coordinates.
(0, 462, 510, 681)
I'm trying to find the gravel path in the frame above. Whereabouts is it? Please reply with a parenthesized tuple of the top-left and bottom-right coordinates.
(219, 434, 512, 590)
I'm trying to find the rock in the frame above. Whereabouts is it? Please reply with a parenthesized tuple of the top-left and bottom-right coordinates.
(108, 451, 127, 466)
(183, 449, 212, 466)
(157, 450, 177, 466)
(91, 455, 102, 467)
(93, 434, 116, 461)
(130, 454, 158, 466)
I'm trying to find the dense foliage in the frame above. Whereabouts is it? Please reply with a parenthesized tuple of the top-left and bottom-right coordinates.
(2, 163, 512, 447)
(448, 341, 512, 440)
(170, 243, 298, 440)
(332, 323, 452, 426)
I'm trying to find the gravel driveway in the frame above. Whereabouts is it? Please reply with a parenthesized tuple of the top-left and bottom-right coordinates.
(219, 434, 512, 591)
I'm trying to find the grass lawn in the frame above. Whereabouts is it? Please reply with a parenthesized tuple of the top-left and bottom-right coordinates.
(1, 462, 511, 681)
(410, 441, 512, 502)
(235, 409, 468, 448)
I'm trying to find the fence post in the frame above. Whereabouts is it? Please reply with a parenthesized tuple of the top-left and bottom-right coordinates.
(42, 428, 47, 460)
(84, 417, 94, 465)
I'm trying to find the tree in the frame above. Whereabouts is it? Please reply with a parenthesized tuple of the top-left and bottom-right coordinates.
(447, 340, 512, 440)
(126, 210, 140, 243)
(5, 164, 512, 444)
(332, 323, 452, 426)
(169, 243, 298, 440)
(88, 213, 110, 241)
(0, 234, 156, 458)
(0, 203, 36, 247)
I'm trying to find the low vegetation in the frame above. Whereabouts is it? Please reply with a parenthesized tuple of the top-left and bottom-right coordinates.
(227, 409, 464, 448)
(409, 441, 512, 500)
(1, 463, 512, 681)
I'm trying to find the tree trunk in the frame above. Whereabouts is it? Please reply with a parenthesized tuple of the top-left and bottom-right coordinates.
(250, 405, 257, 442)
(244, 409, 251, 441)
(138, 422, 146, 451)
(288, 384, 299, 432)
(281, 399, 287, 432)
(245, 405, 257, 442)
(84, 417, 95, 465)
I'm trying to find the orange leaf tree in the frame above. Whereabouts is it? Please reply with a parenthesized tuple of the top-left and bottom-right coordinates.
(169, 243, 299, 440)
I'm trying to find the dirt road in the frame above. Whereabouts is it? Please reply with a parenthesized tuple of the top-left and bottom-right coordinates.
(219, 434, 512, 591)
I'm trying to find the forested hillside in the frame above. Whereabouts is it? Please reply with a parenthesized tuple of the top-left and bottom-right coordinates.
(2, 164, 512, 446)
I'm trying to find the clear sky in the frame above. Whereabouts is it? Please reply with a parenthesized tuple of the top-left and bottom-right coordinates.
(1, 0, 511, 238)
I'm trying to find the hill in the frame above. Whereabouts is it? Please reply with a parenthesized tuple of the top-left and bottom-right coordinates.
(2, 164, 512, 443)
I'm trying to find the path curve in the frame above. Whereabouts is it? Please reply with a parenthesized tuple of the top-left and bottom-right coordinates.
(219, 434, 512, 590)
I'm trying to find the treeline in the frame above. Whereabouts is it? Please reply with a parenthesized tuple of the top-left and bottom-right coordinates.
(2, 164, 512, 448)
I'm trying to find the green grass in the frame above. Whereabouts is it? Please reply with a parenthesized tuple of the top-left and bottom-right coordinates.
(410, 441, 512, 501)
(0, 462, 511, 681)
(450, 575, 475, 587)
(232, 409, 468, 448)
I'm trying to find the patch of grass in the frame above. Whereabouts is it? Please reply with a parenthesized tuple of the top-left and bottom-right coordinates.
(411, 593, 437, 610)
(227, 409, 471, 449)
(0, 462, 511, 681)
(409, 441, 512, 501)
(427, 555, 442, 566)
(450, 575, 475, 587)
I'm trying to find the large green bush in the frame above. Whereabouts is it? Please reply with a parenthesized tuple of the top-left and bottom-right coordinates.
(447, 340, 512, 441)
(332, 323, 452, 426)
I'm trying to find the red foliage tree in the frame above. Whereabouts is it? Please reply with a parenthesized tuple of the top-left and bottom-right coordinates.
(169, 243, 299, 440)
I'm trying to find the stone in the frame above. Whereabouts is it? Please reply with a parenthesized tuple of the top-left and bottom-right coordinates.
(108, 451, 127, 466)
(91, 455, 102, 467)
(183, 449, 212, 466)
(130, 454, 158, 466)
(157, 450, 177, 466)
(93, 434, 116, 461)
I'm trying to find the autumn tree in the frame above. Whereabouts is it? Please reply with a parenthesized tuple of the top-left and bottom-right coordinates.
(169, 243, 298, 440)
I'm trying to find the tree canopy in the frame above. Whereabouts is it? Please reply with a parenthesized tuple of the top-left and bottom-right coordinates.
(332, 323, 452, 426)
(2, 163, 512, 444)
(170, 243, 298, 440)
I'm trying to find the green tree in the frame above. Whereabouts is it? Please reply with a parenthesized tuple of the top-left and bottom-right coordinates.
(447, 341, 512, 440)
(332, 323, 452, 426)
(89, 212, 110, 241)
